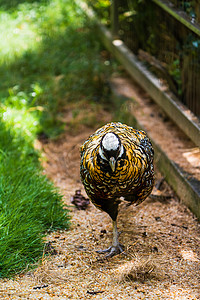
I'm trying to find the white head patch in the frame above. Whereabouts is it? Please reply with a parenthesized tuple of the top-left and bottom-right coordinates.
(102, 133, 119, 151)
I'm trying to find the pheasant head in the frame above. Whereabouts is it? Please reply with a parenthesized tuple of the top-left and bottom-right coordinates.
(99, 132, 124, 172)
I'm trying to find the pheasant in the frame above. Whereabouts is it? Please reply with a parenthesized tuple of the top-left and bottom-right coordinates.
(80, 122, 154, 257)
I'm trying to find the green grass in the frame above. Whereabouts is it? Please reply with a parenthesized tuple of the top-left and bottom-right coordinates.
(0, 106, 70, 277)
(0, 0, 116, 278)
(0, 0, 114, 138)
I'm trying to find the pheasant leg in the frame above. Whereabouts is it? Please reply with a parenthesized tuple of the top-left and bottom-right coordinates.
(96, 220, 124, 257)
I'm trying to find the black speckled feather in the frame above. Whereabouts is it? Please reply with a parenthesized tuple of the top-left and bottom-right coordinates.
(80, 122, 154, 221)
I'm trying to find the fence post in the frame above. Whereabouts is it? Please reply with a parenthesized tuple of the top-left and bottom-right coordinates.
(111, 0, 119, 38)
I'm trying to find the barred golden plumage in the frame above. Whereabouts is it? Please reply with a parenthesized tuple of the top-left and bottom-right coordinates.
(80, 122, 154, 257)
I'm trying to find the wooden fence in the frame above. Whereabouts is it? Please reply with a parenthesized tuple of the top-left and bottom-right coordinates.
(82, 0, 200, 219)
(110, 0, 200, 117)
(88, 0, 200, 147)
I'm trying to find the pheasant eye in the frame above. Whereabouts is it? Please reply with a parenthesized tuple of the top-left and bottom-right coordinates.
(99, 144, 109, 161)
(102, 149, 110, 160)
(116, 147, 121, 156)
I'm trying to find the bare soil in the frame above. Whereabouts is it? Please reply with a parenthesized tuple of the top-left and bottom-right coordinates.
(0, 78, 200, 300)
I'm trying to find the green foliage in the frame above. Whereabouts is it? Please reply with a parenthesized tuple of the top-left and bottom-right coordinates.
(170, 0, 196, 18)
(0, 0, 113, 138)
(87, 0, 111, 25)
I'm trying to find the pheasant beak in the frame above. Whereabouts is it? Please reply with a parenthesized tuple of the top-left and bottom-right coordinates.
(109, 157, 116, 172)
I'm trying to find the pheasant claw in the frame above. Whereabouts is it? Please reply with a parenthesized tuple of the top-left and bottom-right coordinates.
(96, 243, 125, 258)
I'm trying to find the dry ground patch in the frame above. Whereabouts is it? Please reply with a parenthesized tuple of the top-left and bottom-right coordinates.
(0, 124, 199, 299)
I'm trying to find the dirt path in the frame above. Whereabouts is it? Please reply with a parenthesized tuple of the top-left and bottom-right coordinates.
(0, 80, 200, 299)
(0, 124, 199, 299)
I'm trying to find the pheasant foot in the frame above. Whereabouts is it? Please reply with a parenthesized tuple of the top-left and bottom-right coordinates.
(96, 243, 124, 258)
